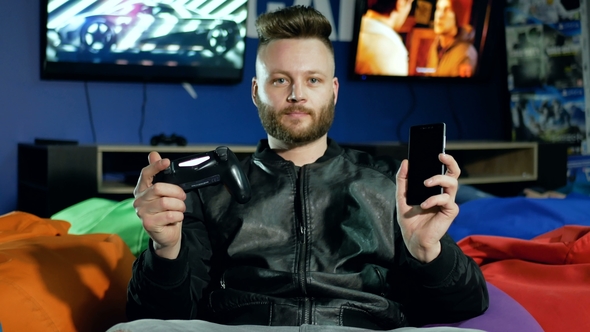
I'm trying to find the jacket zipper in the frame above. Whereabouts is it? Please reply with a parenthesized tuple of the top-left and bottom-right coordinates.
(373, 266, 386, 297)
(295, 166, 311, 324)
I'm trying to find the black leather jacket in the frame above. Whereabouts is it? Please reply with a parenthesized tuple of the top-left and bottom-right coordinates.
(127, 139, 489, 329)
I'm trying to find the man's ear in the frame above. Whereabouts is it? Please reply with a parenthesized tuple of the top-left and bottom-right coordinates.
(251, 77, 258, 106)
(332, 77, 339, 105)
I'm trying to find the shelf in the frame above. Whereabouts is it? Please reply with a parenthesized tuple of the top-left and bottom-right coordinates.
(96, 144, 257, 153)
(100, 181, 136, 194)
(458, 174, 536, 185)
(18, 141, 542, 217)
(95, 144, 257, 194)
(342, 141, 538, 185)
(445, 141, 536, 150)
(17, 143, 97, 217)
(446, 141, 538, 184)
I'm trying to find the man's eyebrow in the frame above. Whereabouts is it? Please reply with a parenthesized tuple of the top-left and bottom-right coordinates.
(270, 70, 328, 77)
(306, 70, 328, 77)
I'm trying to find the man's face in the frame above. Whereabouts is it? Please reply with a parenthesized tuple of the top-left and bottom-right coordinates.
(434, 0, 457, 36)
(252, 38, 339, 145)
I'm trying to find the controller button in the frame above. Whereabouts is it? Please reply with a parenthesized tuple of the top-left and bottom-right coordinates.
(216, 146, 228, 161)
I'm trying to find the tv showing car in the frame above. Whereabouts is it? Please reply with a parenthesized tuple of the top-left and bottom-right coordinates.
(41, 0, 248, 84)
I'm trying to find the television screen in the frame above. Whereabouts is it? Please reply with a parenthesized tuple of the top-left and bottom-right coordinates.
(41, 0, 248, 84)
(350, 0, 494, 80)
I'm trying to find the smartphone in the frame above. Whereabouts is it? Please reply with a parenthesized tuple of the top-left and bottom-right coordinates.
(406, 123, 446, 206)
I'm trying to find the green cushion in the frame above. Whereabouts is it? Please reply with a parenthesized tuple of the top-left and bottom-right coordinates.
(51, 198, 149, 256)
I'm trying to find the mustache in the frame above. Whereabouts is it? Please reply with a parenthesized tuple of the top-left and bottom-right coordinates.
(279, 105, 314, 115)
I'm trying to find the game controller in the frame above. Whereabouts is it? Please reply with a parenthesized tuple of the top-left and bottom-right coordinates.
(153, 146, 251, 204)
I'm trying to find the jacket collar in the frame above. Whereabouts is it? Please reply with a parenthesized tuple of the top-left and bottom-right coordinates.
(253, 138, 343, 164)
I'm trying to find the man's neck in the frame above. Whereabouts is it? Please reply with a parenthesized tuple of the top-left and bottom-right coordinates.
(365, 9, 396, 29)
(268, 135, 328, 167)
(439, 34, 456, 50)
(439, 27, 458, 49)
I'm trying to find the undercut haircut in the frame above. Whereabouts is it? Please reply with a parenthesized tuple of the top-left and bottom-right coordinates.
(255, 5, 334, 56)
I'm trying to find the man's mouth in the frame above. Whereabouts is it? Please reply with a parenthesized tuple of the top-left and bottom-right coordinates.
(282, 108, 312, 116)
(284, 111, 310, 118)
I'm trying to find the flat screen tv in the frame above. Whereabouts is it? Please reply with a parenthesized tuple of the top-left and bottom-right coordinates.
(350, 0, 495, 81)
(41, 0, 248, 84)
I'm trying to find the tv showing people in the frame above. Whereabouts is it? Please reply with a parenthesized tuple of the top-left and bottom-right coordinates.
(351, 0, 492, 79)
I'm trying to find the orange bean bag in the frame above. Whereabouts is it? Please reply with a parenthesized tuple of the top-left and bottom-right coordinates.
(0, 211, 135, 332)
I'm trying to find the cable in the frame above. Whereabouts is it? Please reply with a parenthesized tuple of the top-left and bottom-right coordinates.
(139, 82, 147, 144)
(396, 81, 417, 143)
(83, 81, 97, 143)
(446, 84, 463, 140)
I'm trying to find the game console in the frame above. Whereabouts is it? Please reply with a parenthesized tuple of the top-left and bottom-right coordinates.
(153, 146, 251, 204)
(150, 133, 187, 146)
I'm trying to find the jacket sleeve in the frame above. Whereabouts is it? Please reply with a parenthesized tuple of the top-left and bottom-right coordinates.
(126, 191, 212, 321)
(390, 231, 489, 326)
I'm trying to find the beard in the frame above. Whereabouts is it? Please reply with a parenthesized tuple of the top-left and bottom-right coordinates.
(256, 92, 335, 145)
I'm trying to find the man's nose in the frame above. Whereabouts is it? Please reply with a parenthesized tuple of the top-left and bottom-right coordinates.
(287, 83, 305, 102)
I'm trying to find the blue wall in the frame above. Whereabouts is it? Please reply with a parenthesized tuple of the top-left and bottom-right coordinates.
(0, 0, 509, 215)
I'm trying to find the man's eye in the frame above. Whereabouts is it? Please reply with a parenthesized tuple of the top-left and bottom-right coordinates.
(309, 78, 319, 84)
(274, 78, 287, 85)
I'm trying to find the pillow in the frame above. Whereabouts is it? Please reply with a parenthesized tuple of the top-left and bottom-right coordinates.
(0, 211, 135, 332)
(52, 198, 149, 256)
(427, 282, 543, 331)
(448, 195, 590, 241)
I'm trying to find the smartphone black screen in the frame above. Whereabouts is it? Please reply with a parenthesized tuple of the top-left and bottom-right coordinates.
(406, 123, 446, 206)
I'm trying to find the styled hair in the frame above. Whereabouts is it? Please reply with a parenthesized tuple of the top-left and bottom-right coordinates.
(255, 5, 334, 56)
(367, 0, 399, 16)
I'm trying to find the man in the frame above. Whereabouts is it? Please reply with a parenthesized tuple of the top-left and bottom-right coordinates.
(426, 0, 478, 77)
(355, 0, 414, 76)
(108, 5, 488, 332)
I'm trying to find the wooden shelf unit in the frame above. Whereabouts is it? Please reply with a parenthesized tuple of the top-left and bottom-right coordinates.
(446, 141, 537, 184)
(17, 141, 539, 217)
(96, 144, 257, 194)
(342, 141, 538, 185)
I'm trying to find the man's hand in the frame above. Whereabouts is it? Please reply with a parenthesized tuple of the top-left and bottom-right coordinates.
(133, 151, 187, 259)
(523, 188, 566, 199)
(395, 154, 461, 263)
(458, 63, 473, 77)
